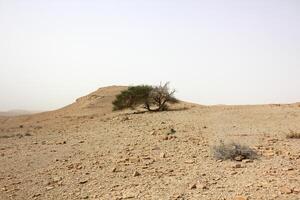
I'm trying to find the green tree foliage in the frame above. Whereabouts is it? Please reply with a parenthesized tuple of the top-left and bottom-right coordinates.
(113, 82, 178, 111)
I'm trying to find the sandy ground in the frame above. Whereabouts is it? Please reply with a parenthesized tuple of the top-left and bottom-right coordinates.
(0, 86, 299, 200)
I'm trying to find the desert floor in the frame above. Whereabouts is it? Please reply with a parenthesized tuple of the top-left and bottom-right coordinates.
(0, 86, 299, 200)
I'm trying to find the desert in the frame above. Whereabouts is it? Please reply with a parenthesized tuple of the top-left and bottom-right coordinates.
(0, 86, 299, 200)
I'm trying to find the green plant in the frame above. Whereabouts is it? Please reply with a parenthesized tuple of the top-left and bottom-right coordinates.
(112, 85, 153, 111)
(113, 82, 178, 112)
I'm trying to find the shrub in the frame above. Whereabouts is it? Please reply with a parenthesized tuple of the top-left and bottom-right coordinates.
(286, 130, 300, 139)
(212, 141, 258, 161)
(112, 85, 153, 111)
(113, 82, 178, 112)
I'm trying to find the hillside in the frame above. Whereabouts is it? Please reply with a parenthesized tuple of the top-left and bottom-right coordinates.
(0, 86, 299, 200)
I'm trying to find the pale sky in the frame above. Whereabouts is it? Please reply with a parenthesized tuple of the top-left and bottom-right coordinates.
(0, 0, 299, 111)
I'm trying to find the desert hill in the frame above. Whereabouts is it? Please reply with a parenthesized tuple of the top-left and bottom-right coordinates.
(0, 86, 299, 200)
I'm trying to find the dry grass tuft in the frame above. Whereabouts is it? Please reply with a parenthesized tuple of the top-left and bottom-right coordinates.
(212, 141, 258, 161)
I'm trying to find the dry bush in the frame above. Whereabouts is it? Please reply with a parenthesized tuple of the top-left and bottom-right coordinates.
(286, 130, 300, 139)
(212, 141, 258, 161)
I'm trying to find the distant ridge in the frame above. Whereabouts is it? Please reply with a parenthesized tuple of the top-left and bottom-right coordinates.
(0, 110, 41, 117)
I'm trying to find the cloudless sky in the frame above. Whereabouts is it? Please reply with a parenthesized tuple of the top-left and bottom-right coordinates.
(0, 0, 299, 111)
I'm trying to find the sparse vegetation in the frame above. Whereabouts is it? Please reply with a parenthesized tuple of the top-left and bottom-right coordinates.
(286, 130, 300, 139)
(113, 82, 178, 111)
(212, 141, 258, 161)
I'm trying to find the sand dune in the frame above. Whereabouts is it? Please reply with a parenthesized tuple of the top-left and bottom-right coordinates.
(0, 86, 299, 200)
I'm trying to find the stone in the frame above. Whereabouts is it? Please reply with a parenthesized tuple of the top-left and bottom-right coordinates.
(293, 187, 300, 193)
(46, 186, 54, 191)
(184, 160, 195, 164)
(81, 195, 89, 199)
(133, 171, 140, 177)
(160, 152, 166, 158)
(233, 164, 242, 168)
(282, 167, 294, 171)
(242, 159, 253, 163)
(162, 136, 169, 140)
(79, 179, 88, 184)
(53, 176, 62, 182)
(189, 183, 197, 189)
(279, 187, 293, 194)
(197, 183, 208, 190)
(234, 155, 245, 161)
(112, 167, 117, 172)
(32, 193, 41, 198)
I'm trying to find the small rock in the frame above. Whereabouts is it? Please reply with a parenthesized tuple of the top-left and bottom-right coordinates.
(233, 164, 242, 168)
(32, 193, 41, 198)
(234, 155, 245, 161)
(79, 179, 88, 184)
(53, 176, 62, 182)
(81, 195, 89, 199)
(133, 171, 140, 177)
(170, 128, 176, 134)
(76, 165, 82, 170)
(242, 159, 253, 163)
(279, 187, 293, 194)
(197, 183, 208, 190)
(293, 187, 300, 193)
(282, 167, 294, 171)
(160, 152, 166, 158)
(112, 167, 117, 172)
(46, 186, 54, 191)
(162, 136, 169, 140)
(184, 160, 195, 164)
(230, 171, 238, 175)
(190, 183, 197, 189)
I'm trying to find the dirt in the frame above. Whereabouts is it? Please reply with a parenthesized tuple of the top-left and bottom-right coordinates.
(0, 86, 299, 200)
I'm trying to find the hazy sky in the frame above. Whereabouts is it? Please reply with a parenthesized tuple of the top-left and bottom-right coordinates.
(0, 0, 300, 111)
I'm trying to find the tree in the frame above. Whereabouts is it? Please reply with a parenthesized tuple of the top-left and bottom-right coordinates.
(113, 82, 178, 112)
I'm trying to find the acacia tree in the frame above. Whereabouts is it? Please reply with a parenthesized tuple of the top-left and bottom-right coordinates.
(113, 82, 178, 112)
(146, 82, 178, 111)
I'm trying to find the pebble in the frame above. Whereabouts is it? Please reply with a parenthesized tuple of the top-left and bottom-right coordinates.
(79, 179, 88, 184)
(53, 176, 62, 182)
(242, 159, 253, 163)
(112, 167, 117, 172)
(133, 171, 141, 177)
(186, 182, 194, 189)
(233, 163, 242, 168)
(46, 186, 54, 191)
(160, 152, 166, 158)
(234, 155, 245, 161)
(184, 160, 195, 164)
(279, 187, 293, 194)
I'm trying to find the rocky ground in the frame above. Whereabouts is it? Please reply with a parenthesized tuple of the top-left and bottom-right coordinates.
(0, 86, 299, 200)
